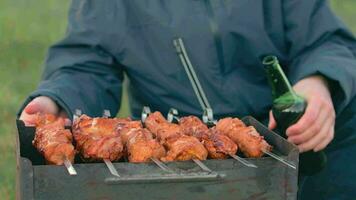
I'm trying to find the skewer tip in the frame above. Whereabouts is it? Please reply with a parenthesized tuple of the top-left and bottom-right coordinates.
(192, 159, 213, 173)
(262, 149, 296, 170)
(104, 159, 120, 177)
(63, 159, 77, 176)
(229, 154, 258, 168)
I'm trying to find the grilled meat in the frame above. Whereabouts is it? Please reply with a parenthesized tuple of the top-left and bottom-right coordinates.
(126, 128, 166, 163)
(179, 116, 237, 159)
(72, 115, 125, 161)
(145, 112, 207, 161)
(117, 120, 143, 145)
(144, 111, 182, 142)
(33, 109, 273, 165)
(115, 120, 166, 163)
(216, 117, 272, 158)
(161, 135, 208, 161)
(33, 114, 75, 165)
(202, 128, 238, 159)
(179, 116, 209, 140)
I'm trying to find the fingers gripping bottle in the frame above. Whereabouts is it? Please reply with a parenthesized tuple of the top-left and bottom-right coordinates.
(262, 55, 327, 176)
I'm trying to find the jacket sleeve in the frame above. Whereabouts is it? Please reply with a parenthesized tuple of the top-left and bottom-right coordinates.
(18, 0, 124, 118)
(283, 0, 356, 114)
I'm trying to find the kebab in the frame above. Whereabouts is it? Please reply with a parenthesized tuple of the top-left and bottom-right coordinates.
(172, 112, 257, 168)
(203, 108, 296, 169)
(32, 113, 77, 175)
(143, 110, 211, 172)
(179, 116, 238, 159)
(215, 117, 272, 157)
(72, 110, 126, 177)
(117, 121, 166, 163)
(73, 110, 172, 173)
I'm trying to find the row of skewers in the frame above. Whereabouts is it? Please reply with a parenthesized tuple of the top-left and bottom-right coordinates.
(31, 108, 294, 176)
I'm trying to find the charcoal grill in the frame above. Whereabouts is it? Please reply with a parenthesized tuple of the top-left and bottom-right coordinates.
(16, 115, 299, 200)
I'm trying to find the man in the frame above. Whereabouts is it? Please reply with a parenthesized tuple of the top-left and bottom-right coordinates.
(19, 0, 356, 199)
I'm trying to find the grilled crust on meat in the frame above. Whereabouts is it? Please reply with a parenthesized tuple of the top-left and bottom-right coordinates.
(72, 115, 125, 161)
(124, 128, 166, 162)
(202, 128, 238, 159)
(33, 114, 75, 165)
(179, 116, 209, 140)
(33, 111, 273, 165)
(117, 120, 144, 145)
(128, 139, 166, 163)
(161, 135, 208, 162)
(145, 111, 182, 142)
(145, 112, 208, 162)
(216, 117, 272, 158)
(178, 116, 238, 159)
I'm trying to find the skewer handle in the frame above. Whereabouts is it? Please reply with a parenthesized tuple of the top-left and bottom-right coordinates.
(202, 108, 217, 125)
(262, 149, 296, 170)
(104, 159, 120, 177)
(229, 154, 258, 168)
(73, 109, 82, 121)
(103, 110, 111, 118)
(167, 108, 179, 123)
(63, 159, 77, 176)
(141, 106, 151, 122)
(167, 108, 181, 123)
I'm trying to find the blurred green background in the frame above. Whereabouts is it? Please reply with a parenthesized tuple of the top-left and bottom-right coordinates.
(0, 0, 355, 199)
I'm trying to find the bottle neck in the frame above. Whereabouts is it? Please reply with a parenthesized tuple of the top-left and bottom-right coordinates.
(263, 56, 297, 100)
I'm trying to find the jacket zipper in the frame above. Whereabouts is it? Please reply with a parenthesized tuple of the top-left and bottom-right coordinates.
(173, 38, 212, 111)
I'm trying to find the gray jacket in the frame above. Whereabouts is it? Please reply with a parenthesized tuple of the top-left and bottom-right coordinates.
(20, 0, 356, 122)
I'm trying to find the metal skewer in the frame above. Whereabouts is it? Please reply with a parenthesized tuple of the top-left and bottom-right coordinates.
(101, 110, 121, 177)
(202, 108, 296, 170)
(168, 108, 258, 169)
(262, 149, 296, 169)
(104, 159, 120, 177)
(74, 109, 82, 121)
(192, 159, 212, 173)
(63, 158, 77, 175)
(141, 107, 177, 173)
(203, 108, 260, 168)
(61, 110, 82, 176)
(150, 158, 176, 174)
(166, 108, 224, 172)
(141, 106, 151, 123)
(228, 154, 258, 168)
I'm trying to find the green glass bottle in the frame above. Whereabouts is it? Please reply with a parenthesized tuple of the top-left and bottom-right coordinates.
(262, 55, 327, 176)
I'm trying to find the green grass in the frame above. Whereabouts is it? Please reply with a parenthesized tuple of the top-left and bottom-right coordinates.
(0, 1, 355, 199)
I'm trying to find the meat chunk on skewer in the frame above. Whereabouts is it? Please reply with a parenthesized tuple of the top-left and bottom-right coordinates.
(145, 112, 208, 162)
(117, 120, 144, 145)
(126, 128, 166, 163)
(202, 128, 238, 159)
(72, 115, 125, 161)
(215, 117, 245, 131)
(179, 116, 209, 139)
(144, 111, 182, 142)
(161, 135, 208, 162)
(179, 116, 237, 159)
(115, 120, 166, 163)
(216, 117, 272, 158)
(33, 114, 75, 165)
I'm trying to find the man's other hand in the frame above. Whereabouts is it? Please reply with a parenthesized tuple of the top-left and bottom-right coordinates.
(19, 96, 70, 126)
(269, 75, 335, 153)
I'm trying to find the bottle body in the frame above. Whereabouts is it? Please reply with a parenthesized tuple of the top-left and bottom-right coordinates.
(272, 92, 307, 138)
(262, 55, 327, 176)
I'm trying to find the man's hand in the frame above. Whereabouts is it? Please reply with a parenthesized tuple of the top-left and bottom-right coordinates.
(269, 75, 335, 152)
(19, 96, 71, 126)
